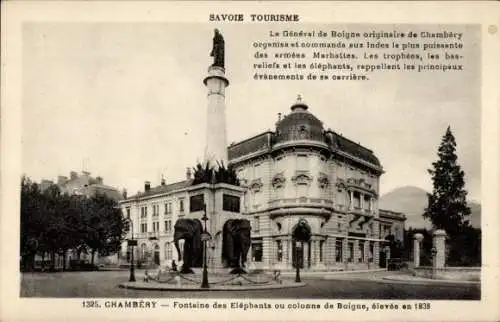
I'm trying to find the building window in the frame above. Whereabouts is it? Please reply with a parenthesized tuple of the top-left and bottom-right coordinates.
(164, 219, 172, 233)
(274, 156, 284, 173)
(353, 191, 361, 208)
(274, 186, 284, 199)
(251, 239, 263, 262)
(251, 190, 260, 207)
(335, 240, 343, 262)
(348, 242, 354, 262)
(126, 207, 130, 219)
(336, 190, 345, 205)
(319, 240, 324, 262)
(152, 204, 159, 217)
(179, 199, 185, 212)
(253, 216, 260, 232)
(164, 242, 172, 261)
(190, 194, 205, 212)
(297, 183, 308, 197)
(252, 163, 261, 179)
(140, 223, 148, 233)
(223, 194, 240, 212)
(359, 241, 365, 263)
(140, 243, 147, 261)
(276, 240, 283, 262)
(297, 154, 308, 171)
(364, 195, 370, 211)
(164, 202, 172, 214)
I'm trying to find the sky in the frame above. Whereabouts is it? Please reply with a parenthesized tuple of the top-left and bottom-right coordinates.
(22, 23, 481, 201)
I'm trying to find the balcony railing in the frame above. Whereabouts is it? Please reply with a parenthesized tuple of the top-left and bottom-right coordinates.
(268, 197, 334, 208)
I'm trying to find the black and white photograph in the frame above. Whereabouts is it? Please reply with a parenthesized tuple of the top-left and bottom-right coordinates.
(2, 2, 499, 322)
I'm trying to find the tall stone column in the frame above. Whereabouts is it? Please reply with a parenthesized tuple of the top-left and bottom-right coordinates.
(433, 229, 447, 269)
(203, 63, 229, 168)
(413, 233, 424, 268)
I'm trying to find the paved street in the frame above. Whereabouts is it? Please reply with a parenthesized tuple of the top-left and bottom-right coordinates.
(21, 270, 480, 299)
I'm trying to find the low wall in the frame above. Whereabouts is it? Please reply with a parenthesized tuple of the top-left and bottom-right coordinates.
(412, 266, 480, 281)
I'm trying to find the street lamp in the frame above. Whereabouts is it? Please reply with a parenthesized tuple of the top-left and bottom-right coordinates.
(295, 240, 302, 283)
(200, 203, 211, 289)
(127, 218, 136, 282)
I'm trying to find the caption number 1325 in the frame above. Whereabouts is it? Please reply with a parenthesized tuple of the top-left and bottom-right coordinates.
(82, 300, 101, 308)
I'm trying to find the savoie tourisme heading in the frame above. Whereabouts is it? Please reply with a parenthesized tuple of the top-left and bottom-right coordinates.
(209, 13, 300, 22)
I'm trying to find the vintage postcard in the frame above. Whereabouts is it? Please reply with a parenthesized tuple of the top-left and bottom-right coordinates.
(1, 1, 499, 322)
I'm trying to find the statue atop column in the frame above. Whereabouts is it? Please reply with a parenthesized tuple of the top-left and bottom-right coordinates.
(210, 29, 225, 68)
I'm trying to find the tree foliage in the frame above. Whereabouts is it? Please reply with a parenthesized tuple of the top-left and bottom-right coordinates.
(20, 176, 129, 271)
(191, 161, 240, 186)
(424, 126, 471, 236)
(422, 127, 480, 266)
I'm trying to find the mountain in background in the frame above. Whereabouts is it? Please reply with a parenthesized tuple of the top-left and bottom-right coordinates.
(379, 186, 481, 229)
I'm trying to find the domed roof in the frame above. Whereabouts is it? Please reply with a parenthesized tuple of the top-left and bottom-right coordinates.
(275, 95, 325, 144)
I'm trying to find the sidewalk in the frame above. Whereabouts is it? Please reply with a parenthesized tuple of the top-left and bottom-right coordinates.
(281, 268, 386, 278)
(381, 275, 480, 286)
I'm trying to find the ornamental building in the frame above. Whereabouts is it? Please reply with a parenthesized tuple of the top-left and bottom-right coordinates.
(118, 97, 406, 271)
(118, 30, 405, 271)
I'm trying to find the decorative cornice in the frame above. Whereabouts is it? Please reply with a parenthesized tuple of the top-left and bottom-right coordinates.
(249, 178, 263, 192)
(291, 170, 312, 186)
(335, 178, 346, 191)
(271, 172, 286, 188)
(239, 178, 249, 187)
(317, 172, 329, 189)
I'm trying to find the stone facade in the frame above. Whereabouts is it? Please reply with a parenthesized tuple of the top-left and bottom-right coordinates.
(226, 98, 406, 270)
(118, 99, 406, 271)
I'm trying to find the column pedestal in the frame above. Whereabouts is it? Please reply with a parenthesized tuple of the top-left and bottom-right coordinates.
(413, 233, 424, 268)
(433, 230, 447, 269)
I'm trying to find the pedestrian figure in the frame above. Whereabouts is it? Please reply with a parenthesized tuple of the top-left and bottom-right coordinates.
(171, 260, 177, 272)
(273, 270, 282, 284)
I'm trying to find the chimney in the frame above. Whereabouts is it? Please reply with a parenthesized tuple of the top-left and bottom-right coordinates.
(144, 181, 151, 192)
(122, 188, 127, 199)
(70, 171, 78, 180)
(96, 176, 103, 185)
(186, 167, 192, 180)
(161, 177, 166, 186)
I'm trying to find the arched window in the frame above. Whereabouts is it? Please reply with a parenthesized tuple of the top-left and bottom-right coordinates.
(140, 243, 147, 261)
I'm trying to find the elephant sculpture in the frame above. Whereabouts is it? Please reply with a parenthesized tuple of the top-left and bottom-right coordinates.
(222, 219, 251, 274)
(173, 218, 203, 274)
